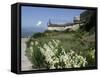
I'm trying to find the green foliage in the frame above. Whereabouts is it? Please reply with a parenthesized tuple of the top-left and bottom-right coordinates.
(25, 41, 46, 69)
(32, 32, 45, 38)
(80, 10, 96, 32)
(81, 48, 95, 67)
(25, 28, 95, 69)
(25, 39, 88, 69)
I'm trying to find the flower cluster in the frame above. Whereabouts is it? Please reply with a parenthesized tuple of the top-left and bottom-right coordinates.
(25, 39, 87, 69)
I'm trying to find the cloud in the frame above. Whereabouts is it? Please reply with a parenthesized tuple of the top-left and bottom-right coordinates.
(36, 21, 42, 26)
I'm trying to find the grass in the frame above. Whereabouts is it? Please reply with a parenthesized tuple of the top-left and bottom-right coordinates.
(26, 30, 95, 67)
(29, 31, 95, 52)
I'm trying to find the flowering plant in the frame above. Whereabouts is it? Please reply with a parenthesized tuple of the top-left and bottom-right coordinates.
(25, 39, 87, 69)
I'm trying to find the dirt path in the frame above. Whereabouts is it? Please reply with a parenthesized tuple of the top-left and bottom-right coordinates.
(21, 38, 33, 71)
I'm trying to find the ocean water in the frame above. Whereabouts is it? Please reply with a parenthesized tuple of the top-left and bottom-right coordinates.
(21, 30, 34, 38)
(21, 27, 45, 38)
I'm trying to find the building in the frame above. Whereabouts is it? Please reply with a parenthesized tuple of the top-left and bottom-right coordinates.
(47, 23, 74, 31)
(47, 16, 80, 31)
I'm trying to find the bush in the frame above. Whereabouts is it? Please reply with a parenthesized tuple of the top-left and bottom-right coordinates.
(82, 48, 95, 67)
(25, 39, 87, 69)
(32, 32, 45, 38)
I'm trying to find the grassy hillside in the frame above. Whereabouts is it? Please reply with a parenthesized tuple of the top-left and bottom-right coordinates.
(25, 30, 95, 69)
(28, 30, 95, 50)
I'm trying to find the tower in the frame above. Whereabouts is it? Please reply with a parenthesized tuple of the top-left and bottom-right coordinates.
(48, 19, 52, 25)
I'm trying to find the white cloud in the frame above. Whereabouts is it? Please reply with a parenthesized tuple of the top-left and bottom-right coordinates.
(36, 21, 42, 26)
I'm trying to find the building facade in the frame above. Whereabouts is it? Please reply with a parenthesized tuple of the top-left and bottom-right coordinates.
(47, 16, 80, 31)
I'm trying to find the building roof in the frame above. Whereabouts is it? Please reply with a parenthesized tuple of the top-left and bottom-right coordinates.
(48, 23, 74, 27)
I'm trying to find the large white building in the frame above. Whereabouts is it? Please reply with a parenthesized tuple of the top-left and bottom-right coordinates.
(47, 16, 80, 31)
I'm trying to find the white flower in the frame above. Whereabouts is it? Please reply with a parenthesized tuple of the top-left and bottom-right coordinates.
(30, 41, 34, 46)
(70, 50, 75, 55)
(50, 64, 55, 69)
(52, 39, 59, 47)
(29, 46, 33, 52)
(73, 65, 80, 68)
(48, 41, 54, 50)
(26, 39, 88, 69)
(29, 46, 33, 56)
(35, 41, 38, 45)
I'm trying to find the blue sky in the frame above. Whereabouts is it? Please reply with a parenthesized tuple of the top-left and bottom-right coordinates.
(21, 6, 85, 32)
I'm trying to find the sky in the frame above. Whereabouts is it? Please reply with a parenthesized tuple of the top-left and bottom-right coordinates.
(21, 6, 85, 32)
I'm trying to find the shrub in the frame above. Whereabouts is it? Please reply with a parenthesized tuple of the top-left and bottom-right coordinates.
(25, 39, 87, 69)
(84, 48, 95, 67)
(32, 32, 45, 38)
